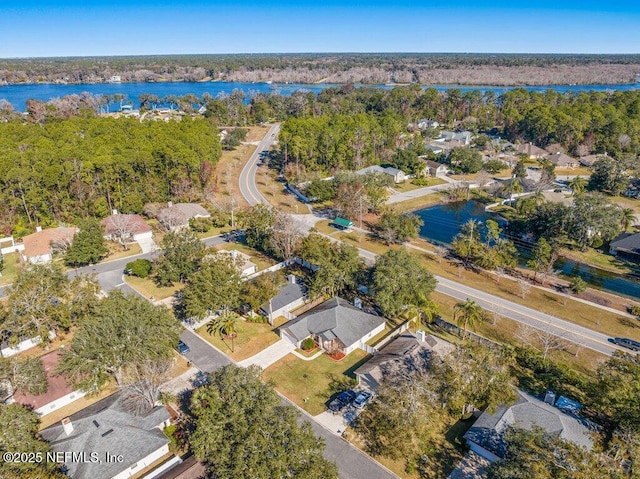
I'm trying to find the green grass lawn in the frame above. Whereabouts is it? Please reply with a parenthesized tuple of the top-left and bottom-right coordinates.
(196, 319, 281, 361)
(0, 252, 21, 286)
(389, 191, 446, 213)
(311, 220, 340, 236)
(365, 324, 394, 346)
(124, 276, 183, 301)
(215, 242, 277, 271)
(559, 246, 638, 275)
(263, 349, 370, 415)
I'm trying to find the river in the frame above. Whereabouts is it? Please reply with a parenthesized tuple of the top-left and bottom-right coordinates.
(1, 81, 639, 111)
(415, 200, 640, 300)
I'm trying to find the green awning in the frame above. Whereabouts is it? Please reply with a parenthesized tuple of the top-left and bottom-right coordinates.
(334, 217, 353, 228)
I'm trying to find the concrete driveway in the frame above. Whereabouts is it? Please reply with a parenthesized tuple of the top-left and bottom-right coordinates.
(179, 329, 231, 373)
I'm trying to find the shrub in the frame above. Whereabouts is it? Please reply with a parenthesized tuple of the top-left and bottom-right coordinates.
(411, 178, 432, 186)
(189, 217, 213, 233)
(301, 337, 316, 351)
(126, 259, 153, 278)
(629, 305, 640, 317)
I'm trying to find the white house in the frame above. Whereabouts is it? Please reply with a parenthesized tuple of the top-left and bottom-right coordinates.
(356, 165, 407, 183)
(216, 249, 257, 277)
(259, 275, 307, 324)
(21, 226, 78, 264)
(101, 213, 152, 242)
(10, 350, 86, 415)
(417, 119, 439, 130)
(423, 159, 448, 177)
(280, 297, 386, 355)
(157, 202, 211, 230)
(40, 392, 171, 479)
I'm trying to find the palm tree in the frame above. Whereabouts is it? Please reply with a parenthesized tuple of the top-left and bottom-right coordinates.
(621, 207, 636, 231)
(453, 299, 486, 338)
(504, 177, 523, 205)
(207, 310, 239, 352)
(569, 176, 587, 196)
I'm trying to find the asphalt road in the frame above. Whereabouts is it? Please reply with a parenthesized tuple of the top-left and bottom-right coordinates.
(238, 123, 281, 206)
(179, 329, 232, 373)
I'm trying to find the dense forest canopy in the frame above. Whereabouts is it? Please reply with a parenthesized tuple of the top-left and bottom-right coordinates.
(0, 117, 221, 235)
(1, 53, 639, 85)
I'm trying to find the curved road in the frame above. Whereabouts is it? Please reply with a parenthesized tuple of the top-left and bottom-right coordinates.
(236, 136, 626, 357)
(239, 123, 281, 206)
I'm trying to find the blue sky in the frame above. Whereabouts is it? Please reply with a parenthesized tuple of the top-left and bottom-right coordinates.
(0, 1, 638, 57)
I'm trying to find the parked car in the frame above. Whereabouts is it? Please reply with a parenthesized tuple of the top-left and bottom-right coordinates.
(328, 390, 356, 413)
(610, 337, 640, 352)
(353, 391, 373, 409)
(176, 340, 190, 354)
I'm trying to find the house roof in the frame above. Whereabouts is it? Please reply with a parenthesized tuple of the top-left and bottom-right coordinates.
(354, 333, 453, 384)
(260, 276, 306, 314)
(334, 217, 353, 228)
(515, 143, 548, 157)
(356, 165, 386, 175)
(541, 191, 574, 207)
(579, 154, 604, 166)
(12, 350, 74, 411)
(280, 297, 386, 349)
(424, 144, 444, 153)
(157, 203, 210, 227)
(214, 249, 256, 273)
(40, 392, 170, 479)
(610, 232, 640, 254)
(424, 159, 445, 169)
(22, 227, 78, 259)
(385, 167, 403, 176)
(100, 214, 151, 236)
(546, 152, 578, 167)
(439, 130, 471, 142)
(464, 390, 594, 459)
(158, 455, 207, 479)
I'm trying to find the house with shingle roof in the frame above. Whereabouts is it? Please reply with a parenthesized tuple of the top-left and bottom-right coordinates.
(464, 390, 594, 463)
(100, 213, 152, 242)
(40, 391, 171, 479)
(546, 152, 579, 169)
(356, 165, 407, 183)
(354, 333, 453, 389)
(610, 232, 640, 262)
(515, 143, 547, 159)
(259, 275, 307, 324)
(157, 202, 211, 230)
(21, 226, 78, 264)
(279, 297, 386, 355)
(10, 350, 86, 415)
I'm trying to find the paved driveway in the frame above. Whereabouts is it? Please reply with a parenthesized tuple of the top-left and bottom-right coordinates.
(238, 339, 295, 369)
(179, 330, 231, 373)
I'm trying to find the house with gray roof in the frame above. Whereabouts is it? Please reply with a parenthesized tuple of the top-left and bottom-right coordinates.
(464, 390, 594, 463)
(157, 202, 211, 230)
(279, 297, 386, 355)
(515, 142, 548, 159)
(609, 232, 640, 262)
(435, 130, 472, 146)
(354, 333, 453, 389)
(546, 152, 579, 169)
(259, 275, 307, 324)
(40, 392, 171, 479)
(356, 165, 407, 183)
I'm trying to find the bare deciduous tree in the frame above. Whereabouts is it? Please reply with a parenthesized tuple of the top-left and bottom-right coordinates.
(119, 358, 174, 415)
(270, 212, 304, 260)
(516, 323, 568, 362)
(518, 279, 532, 299)
(105, 214, 138, 250)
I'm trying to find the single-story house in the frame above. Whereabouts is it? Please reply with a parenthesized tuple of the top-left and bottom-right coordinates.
(157, 202, 211, 230)
(423, 159, 448, 177)
(41, 392, 171, 479)
(259, 275, 307, 324)
(434, 130, 472, 145)
(424, 144, 444, 155)
(21, 226, 78, 264)
(515, 143, 548, 159)
(215, 249, 257, 277)
(464, 390, 594, 463)
(546, 152, 579, 169)
(356, 165, 407, 183)
(10, 350, 86, 415)
(540, 191, 574, 207)
(418, 119, 439, 130)
(101, 213, 152, 243)
(354, 332, 453, 390)
(579, 154, 604, 167)
(609, 232, 640, 262)
(279, 297, 386, 355)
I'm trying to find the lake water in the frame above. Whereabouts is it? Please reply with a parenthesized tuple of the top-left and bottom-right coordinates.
(1, 81, 639, 111)
(416, 200, 640, 300)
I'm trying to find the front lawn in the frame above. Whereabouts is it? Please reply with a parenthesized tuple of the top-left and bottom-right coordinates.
(124, 276, 183, 301)
(263, 349, 370, 415)
(0, 252, 20, 285)
(196, 319, 281, 361)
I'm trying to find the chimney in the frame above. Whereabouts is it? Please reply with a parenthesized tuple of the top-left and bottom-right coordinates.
(168, 201, 173, 208)
(62, 417, 73, 436)
(36, 226, 42, 233)
(416, 329, 426, 343)
(112, 209, 118, 215)
(288, 274, 296, 284)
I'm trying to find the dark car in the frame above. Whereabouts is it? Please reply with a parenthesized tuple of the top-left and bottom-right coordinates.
(176, 340, 190, 355)
(353, 391, 373, 409)
(328, 390, 356, 413)
(610, 337, 640, 352)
